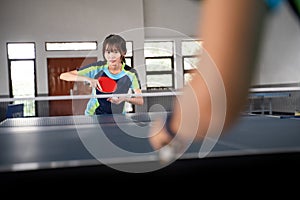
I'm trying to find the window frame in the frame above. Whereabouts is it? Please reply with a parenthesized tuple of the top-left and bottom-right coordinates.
(182, 55, 198, 84)
(181, 39, 203, 85)
(7, 42, 37, 117)
(45, 41, 98, 51)
(144, 41, 175, 90)
(125, 41, 134, 67)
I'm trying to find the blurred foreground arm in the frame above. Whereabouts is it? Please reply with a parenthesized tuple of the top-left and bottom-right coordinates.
(150, 0, 268, 149)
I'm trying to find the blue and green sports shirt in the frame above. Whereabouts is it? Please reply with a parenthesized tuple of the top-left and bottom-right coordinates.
(77, 61, 141, 115)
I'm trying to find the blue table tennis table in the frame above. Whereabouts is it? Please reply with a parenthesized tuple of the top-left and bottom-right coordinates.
(0, 112, 300, 185)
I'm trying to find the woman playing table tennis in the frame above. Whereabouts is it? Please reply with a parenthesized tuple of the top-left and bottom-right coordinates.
(60, 34, 144, 115)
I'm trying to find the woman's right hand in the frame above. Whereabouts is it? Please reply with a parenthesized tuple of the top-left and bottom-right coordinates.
(87, 78, 102, 91)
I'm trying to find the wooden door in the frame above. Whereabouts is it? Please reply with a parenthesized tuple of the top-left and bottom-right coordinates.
(47, 57, 97, 116)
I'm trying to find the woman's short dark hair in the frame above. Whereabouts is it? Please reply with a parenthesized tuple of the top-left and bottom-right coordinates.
(102, 34, 127, 63)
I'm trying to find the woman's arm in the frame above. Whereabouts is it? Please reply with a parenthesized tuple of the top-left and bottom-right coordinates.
(109, 88, 144, 105)
(60, 70, 100, 89)
(126, 88, 144, 105)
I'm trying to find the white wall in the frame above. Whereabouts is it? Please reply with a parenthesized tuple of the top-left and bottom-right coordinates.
(143, 0, 200, 38)
(253, 2, 300, 85)
(0, 0, 145, 95)
(1, 0, 299, 97)
(143, 0, 201, 88)
(143, 0, 300, 87)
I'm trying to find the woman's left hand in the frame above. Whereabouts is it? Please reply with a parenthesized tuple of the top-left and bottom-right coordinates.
(107, 96, 126, 104)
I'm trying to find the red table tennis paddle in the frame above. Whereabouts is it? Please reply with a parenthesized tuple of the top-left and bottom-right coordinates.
(97, 76, 117, 93)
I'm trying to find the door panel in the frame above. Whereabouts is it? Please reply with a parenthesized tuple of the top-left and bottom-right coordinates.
(47, 57, 97, 116)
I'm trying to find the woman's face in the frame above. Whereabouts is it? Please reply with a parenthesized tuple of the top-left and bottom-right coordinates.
(104, 44, 123, 66)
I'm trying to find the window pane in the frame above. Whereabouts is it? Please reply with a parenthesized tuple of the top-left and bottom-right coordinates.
(126, 41, 133, 56)
(11, 61, 35, 97)
(147, 74, 173, 87)
(144, 41, 173, 57)
(46, 42, 97, 51)
(184, 73, 194, 85)
(10, 60, 36, 116)
(146, 58, 172, 71)
(182, 40, 203, 56)
(125, 58, 132, 66)
(8, 43, 35, 59)
(183, 57, 200, 70)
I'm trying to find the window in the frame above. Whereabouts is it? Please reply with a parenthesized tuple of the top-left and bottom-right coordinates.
(45, 41, 134, 66)
(45, 41, 97, 51)
(7, 43, 36, 116)
(182, 40, 203, 85)
(125, 41, 133, 67)
(144, 41, 174, 89)
(125, 41, 134, 112)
